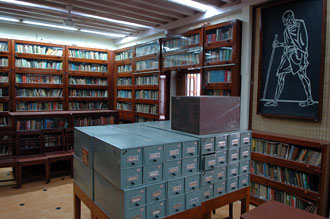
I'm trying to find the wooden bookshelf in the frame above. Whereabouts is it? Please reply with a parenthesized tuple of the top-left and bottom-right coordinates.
(66, 46, 111, 111)
(0, 38, 12, 71)
(250, 130, 330, 216)
(202, 20, 242, 97)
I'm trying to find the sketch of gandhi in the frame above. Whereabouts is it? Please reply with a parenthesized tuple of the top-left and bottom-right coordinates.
(264, 10, 314, 107)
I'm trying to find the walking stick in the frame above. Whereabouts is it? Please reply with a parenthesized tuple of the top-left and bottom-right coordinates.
(263, 34, 278, 100)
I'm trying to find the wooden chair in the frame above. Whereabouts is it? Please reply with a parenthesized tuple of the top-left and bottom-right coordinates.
(0, 131, 19, 188)
(17, 130, 48, 188)
(43, 129, 73, 183)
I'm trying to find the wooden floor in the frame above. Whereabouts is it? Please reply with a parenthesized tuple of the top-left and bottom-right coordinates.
(0, 168, 254, 219)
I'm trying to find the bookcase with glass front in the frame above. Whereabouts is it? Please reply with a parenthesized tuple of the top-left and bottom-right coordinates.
(0, 38, 11, 127)
(202, 20, 242, 96)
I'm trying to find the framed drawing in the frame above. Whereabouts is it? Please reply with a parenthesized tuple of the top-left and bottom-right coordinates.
(257, 0, 326, 121)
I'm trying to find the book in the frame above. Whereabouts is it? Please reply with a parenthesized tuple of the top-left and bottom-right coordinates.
(135, 75, 158, 86)
(15, 59, 63, 70)
(69, 101, 107, 110)
(136, 42, 159, 57)
(135, 103, 158, 115)
(15, 44, 63, 56)
(115, 49, 132, 61)
(135, 58, 159, 71)
(116, 102, 132, 111)
(69, 76, 107, 86)
(117, 64, 132, 73)
(16, 102, 63, 111)
(69, 89, 108, 97)
(117, 77, 132, 86)
(69, 63, 107, 72)
(69, 49, 108, 60)
(16, 74, 62, 84)
(74, 115, 114, 127)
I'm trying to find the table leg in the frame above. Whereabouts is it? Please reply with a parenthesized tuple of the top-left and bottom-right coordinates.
(240, 187, 250, 214)
(74, 193, 81, 219)
(229, 203, 233, 219)
(203, 212, 212, 219)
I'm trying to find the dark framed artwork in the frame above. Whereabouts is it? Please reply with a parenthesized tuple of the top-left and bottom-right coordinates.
(257, 0, 326, 121)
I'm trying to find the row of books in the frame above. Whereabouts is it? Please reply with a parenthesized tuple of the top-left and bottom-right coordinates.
(69, 63, 107, 72)
(69, 89, 108, 97)
(135, 75, 158, 86)
(206, 26, 233, 43)
(15, 59, 63, 70)
(250, 160, 318, 191)
(162, 34, 199, 51)
(0, 117, 8, 127)
(205, 48, 232, 63)
(117, 77, 132, 86)
(16, 118, 68, 130)
(135, 103, 158, 115)
(250, 182, 318, 213)
(136, 116, 153, 123)
(0, 58, 8, 67)
(117, 90, 132, 98)
(205, 69, 232, 83)
(0, 74, 8, 83)
(117, 64, 132, 73)
(69, 77, 107, 86)
(0, 88, 8, 97)
(16, 88, 63, 97)
(135, 90, 158, 100)
(0, 42, 8, 52)
(69, 49, 108, 60)
(16, 74, 62, 84)
(115, 50, 132, 61)
(0, 145, 12, 156)
(163, 53, 200, 68)
(116, 102, 132, 111)
(136, 43, 159, 57)
(135, 59, 159, 71)
(251, 138, 322, 167)
(205, 89, 231, 96)
(15, 44, 63, 56)
(69, 101, 107, 110)
(74, 116, 114, 127)
(0, 103, 8, 112)
(16, 102, 63, 111)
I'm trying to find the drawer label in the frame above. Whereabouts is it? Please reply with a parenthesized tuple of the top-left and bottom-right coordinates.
(217, 172, 224, 178)
(218, 156, 225, 162)
(231, 153, 238, 159)
(149, 152, 161, 160)
(204, 191, 211, 196)
(131, 215, 142, 219)
(172, 185, 182, 192)
(242, 166, 248, 171)
(217, 186, 224, 192)
(204, 143, 213, 150)
(243, 137, 250, 144)
(189, 197, 199, 205)
(186, 163, 196, 170)
(231, 168, 237, 175)
(205, 175, 213, 182)
(169, 149, 179, 156)
(173, 203, 182, 209)
(82, 147, 89, 167)
(152, 209, 161, 216)
(127, 175, 138, 182)
(208, 159, 216, 167)
(242, 151, 249, 157)
(169, 166, 178, 173)
(127, 155, 139, 162)
(241, 179, 248, 184)
(232, 139, 239, 145)
(186, 147, 196, 154)
(189, 181, 198, 188)
(218, 141, 226, 147)
(149, 170, 159, 178)
(230, 182, 237, 188)
(131, 195, 141, 203)
(152, 190, 161, 197)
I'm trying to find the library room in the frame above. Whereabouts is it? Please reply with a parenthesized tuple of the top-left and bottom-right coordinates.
(0, 0, 329, 219)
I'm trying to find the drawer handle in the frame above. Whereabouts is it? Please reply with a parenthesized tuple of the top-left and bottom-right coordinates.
(207, 181, 211, 184)
(172, 173, 176, 176)
(152, 177, 156, 181)
(192, 187, 195, 190)
(135, 203, 139, 207)
(155, 197, 159, 201)
(175, 192, 179, 195)
(220, 161, 224, 164)
(243, 183, 247, 186)
(189, 153, 194, 156)
(206, 196, 209, 199)
(131, 182, 135, 185)
(210, 165, 214, 168)
(219, 177, 223, 179)
(233, 158, 237, 161)
(233, 173, 237, 176)
(189, 169, 193, 172)
(175, 209, 179, 212)
(219, 191, 222, 194)
(173, 155, 176, 159)
(232, 187, 236, 189)
(155, 215, 159, 218)
(193, 204, 197, 207)
(153, 159, 157, 162)
(207, 149, 210, 151)
(243, 170, 247, 173)
(131, 162, 135, 166)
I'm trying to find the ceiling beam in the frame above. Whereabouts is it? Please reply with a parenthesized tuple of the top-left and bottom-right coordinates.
(193, 0, 226, 7)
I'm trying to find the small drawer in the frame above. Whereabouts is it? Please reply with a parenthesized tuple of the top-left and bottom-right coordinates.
(202, 153, 217, 171)
(227, 176, 239, 192)
(183, 141, 199, 158)
(240, 131, 251, 146)
(121, 148, 143, 168)
(215, 134, 228, 151)
(144, 145, 163, 165)
(164, 143, 182, 161)
(213, 180, 226, 197)
(229, 132, 240, 148)
(185, 174, 200, 193)
(185, 190, 201, 210)
(228, 148, 240, 163)
(143, 164, 163, 184)
(126, 206, 146, 219)
(167, 195, 185, 216)
(215, 150, 227, 166)
(239, 174, 250, 188)
(201, 138, 215, 155)
(201, 170, 214, 186)
(201, 184, 213, 202)
(227, 162, 239, 178)
(214, 165, 227, 182)
(240, 145, 250, 160)
(163, 160, 182, 179)
(147, 200, 165, 219)
(182, 157, 198, 176)
(239, 160, 250, 175)
(125, 187, 146, 210)
(122, 167, 143, 188)
(167, 177, 184, 198)
(146, 182, 166, 204)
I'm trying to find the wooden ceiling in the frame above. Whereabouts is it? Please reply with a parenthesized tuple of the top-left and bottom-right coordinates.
(0, 0, 242, 39)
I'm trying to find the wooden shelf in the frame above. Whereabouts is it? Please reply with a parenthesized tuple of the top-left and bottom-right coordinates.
(134, 112, 159, 119)
(116, 85, 133, 89)
(14, 67, 63, 73)
(250, 174, 320, 202)
(116, 73, 133, 77)
(68, 57, 108, 64)
(250, 195, 266, 206)
(68, 70, 108, 74)
(134, 85, 159, 89)
(203, 83, 232, 89)
(15, 53, 64, 61)
(162, 65, 201, 71)
(134, 99, 159, 104)
(67, 72, 108, 77)
(0, 96, 10, 101)
(134, 53, 159, 61)
(68, 84, 108, 89)
(15, 97, 63, 101)
(114, 59, 132, 64)
(68, 97, 108, 101)
(116, 97, 133, 102)
(15, 83, 63, 89)
(251, 152, 322, 175)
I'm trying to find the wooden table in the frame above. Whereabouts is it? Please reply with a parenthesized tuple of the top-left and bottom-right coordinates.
(74, 182, 250, 219)
(240, 200, 326, 219)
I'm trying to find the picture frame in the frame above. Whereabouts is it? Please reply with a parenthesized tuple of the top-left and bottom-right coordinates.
(256, 0, 326, 121)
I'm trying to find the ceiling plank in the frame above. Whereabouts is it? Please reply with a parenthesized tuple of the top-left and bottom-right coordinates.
(193, 0, 226, 7)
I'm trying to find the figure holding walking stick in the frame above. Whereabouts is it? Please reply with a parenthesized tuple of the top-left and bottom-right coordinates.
(264, 10, 314, 107)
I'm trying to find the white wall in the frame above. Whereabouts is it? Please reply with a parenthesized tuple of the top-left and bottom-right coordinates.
(0, 22, 116, 49)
